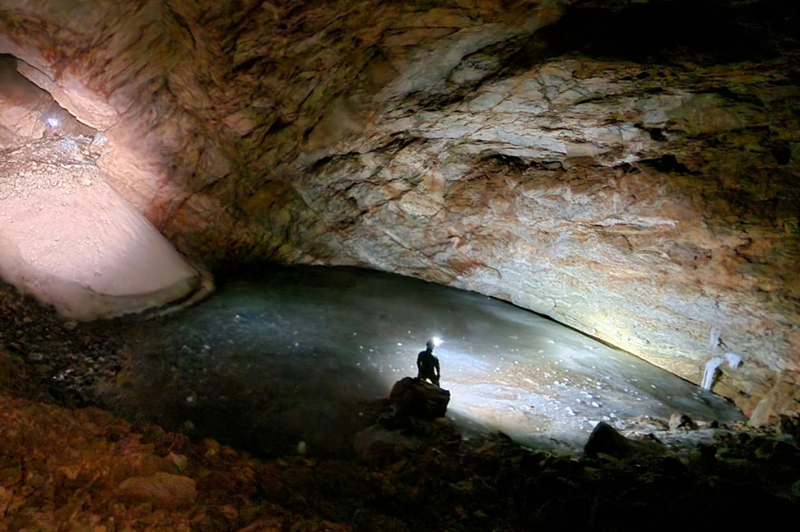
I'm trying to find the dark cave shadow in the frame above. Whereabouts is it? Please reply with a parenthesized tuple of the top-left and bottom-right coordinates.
(512, 0, 798, 70)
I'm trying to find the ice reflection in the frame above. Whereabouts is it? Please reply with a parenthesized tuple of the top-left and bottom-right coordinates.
(107, 265, 744, 456)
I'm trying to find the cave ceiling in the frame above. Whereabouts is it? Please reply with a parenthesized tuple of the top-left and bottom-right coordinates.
(0, 0, 798, 422)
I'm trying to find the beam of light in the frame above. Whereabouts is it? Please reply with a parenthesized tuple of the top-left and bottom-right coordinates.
(369, 317, 746, 451)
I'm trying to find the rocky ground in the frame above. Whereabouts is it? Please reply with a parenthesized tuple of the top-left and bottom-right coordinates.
(2, 281, 800, 531)
(0, 279, 123, 408)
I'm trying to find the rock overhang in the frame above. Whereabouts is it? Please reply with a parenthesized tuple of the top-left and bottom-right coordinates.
(0, 0, 797, 422)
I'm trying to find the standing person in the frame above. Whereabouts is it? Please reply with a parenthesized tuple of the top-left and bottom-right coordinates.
(416, 339, 441, 387)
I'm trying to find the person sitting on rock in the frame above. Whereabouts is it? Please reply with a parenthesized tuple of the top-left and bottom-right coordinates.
(416, 339, 441, 387)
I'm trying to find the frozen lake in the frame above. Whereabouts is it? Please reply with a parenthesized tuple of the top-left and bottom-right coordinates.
(98, 265, 744, 456)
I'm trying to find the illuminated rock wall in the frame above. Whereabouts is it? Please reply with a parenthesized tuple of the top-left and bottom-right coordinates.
(0, 0, 797, 421)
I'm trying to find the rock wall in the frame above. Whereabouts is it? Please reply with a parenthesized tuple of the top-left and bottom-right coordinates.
(0, 0, 798, 421)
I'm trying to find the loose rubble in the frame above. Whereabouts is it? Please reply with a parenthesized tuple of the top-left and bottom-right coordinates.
(2, 282, 799, 530)
(1, 386, 799, 531)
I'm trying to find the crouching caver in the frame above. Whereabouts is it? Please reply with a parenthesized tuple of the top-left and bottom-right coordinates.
(416, 339, 441, 387)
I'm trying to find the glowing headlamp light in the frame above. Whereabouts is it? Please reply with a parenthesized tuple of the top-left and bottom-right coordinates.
(432, 337, 442, 347)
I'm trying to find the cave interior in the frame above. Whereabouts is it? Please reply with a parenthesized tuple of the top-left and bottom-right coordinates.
(0, 0, 799, 530)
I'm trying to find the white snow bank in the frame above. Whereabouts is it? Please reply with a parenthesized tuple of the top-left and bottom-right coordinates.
(0, 138, 203, 319)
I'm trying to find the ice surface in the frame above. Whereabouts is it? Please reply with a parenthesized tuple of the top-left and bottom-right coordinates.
(102, 265, 745, 456)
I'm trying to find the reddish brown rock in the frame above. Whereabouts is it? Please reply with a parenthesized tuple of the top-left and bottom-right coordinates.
(116, 472, 197, 509)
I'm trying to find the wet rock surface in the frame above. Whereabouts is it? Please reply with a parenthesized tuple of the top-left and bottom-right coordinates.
(8, 263, 739, 458)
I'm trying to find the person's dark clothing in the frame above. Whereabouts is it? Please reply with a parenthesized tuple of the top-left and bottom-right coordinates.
(417, 348, 440, 387)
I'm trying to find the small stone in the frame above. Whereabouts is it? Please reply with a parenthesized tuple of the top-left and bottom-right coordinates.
(204, 438, 220, 457)
(669, 413, 698, 431)
(779, 415, 800, 442)
(354, 425, 420, 466)
(698, 443, 717, 460)
(169, 453, 188, 471)
(659, 456, 688, 475)
(585, 421, 665, 458)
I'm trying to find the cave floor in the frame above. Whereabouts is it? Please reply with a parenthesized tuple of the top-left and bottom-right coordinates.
(1, 266, 796, 532)
(90, 264, 743, 456)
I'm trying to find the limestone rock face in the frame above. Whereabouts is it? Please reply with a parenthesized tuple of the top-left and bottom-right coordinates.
(0, 1, 798, 420)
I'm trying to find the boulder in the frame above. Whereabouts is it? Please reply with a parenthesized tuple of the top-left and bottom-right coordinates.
(116, 472, 197, 509)
(585, 422, 636, 459)
(389, 377, 450, 420)
(584, 422, 665, 459)
(779, 415, 800, 443)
